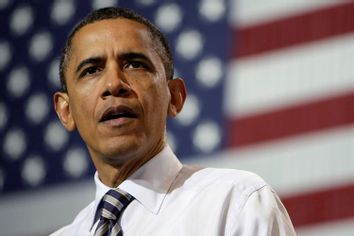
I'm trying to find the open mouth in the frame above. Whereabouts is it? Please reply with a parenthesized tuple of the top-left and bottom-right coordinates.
(100, 106, 138, 122)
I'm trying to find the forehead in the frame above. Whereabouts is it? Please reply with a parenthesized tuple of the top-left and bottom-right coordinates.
(74, 18, 151, 42)
(69, 18, 156, 61)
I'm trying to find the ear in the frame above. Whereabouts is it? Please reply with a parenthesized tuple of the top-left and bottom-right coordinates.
(53, 92, 76, 131)
(167, 78, 187, 117)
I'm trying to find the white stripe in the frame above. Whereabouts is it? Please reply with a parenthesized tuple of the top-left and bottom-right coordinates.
(105, 194, 123, 211)
(185, 124, 354, 196)
(95, 223, 109, 236)
(231, 0, 345, 28)
(296, 218, 354, 236)
(102, 208, 116, 220)
(114, 188, 132, 201)
(111, 222, 122, 236)
(225, 33, 354, 117)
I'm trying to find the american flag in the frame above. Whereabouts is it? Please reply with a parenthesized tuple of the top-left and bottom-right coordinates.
(1, 0, 354, 235)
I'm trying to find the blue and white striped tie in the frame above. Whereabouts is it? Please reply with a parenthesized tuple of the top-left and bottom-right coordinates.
(94, 189, 134, 236)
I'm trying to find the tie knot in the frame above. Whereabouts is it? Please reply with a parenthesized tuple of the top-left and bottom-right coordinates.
(94, 189, 134, 236)
(100, 189, 134, 221)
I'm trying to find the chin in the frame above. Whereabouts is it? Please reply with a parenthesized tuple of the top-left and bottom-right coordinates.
(101, 140, 142, 163)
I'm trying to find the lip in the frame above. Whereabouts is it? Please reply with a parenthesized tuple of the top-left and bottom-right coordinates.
(99, 105, 139, 125)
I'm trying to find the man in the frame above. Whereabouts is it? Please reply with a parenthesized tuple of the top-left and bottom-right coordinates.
(51, 7, 296, 236)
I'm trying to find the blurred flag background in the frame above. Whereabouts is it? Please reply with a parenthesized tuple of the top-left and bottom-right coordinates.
(1, 0, 354, 235)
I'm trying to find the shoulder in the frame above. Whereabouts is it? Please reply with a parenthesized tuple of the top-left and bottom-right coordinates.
(180, 165, 267, 195)
(178, 167, 296, 234)
(175, 165, 270, 212)
(50, 201, 95, 236)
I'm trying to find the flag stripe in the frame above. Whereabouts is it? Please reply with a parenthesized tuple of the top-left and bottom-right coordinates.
(232, 1, 340, 28)
(296, 218, 354, 236)
(188, 124, 354, 197)
(225, 32, 354, 118)
(233, 2, 354, 58)
(227, 92, 354, 147)
(282, 183, 354, 227)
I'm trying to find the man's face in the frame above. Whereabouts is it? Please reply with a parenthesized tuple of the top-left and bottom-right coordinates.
(56, 19, 182, 166)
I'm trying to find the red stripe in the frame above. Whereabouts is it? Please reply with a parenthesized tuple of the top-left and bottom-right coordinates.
(226, 92, 354, 147)
(281, 183, 354, 227)
(234, 2, 354, 58)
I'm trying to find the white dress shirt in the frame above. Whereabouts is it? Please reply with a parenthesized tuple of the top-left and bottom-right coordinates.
(51, 145, 296, 236)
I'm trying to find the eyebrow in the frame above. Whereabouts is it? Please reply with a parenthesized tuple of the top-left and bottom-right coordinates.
(75, 52, 153, 74)
(75, 57, 103, 74)
(119, 52, 152, 64)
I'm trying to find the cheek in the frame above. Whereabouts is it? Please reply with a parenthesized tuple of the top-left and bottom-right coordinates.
(70, 93, 97, 128)
(145, 87, 170, 123)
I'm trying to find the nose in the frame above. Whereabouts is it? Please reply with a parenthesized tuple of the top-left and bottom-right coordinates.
(102, 66, 131, 98)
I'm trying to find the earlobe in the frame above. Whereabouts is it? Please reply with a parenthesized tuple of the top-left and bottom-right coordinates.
(168, 78, 187, 117)
(53, 92, 76, 131)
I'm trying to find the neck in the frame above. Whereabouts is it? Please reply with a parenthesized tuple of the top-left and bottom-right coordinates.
(98, 156, 149, 187)
(93, 143, 165, 187)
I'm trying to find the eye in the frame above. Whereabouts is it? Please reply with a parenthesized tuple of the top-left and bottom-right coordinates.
(125, 61, 147, 69)
(80, 66, 101, 77)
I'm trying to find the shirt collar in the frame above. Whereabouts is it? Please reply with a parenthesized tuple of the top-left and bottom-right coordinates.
(91, 145, 182, 225)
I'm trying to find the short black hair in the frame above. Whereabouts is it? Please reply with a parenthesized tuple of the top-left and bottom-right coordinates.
(59, 7, 174, 92)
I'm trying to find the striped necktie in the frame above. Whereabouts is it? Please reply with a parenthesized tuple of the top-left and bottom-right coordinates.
(94, 189, 134, 236)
